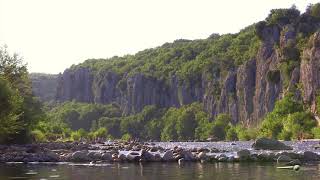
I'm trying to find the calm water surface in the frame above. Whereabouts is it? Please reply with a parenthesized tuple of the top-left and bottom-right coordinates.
(0, 162, 320, 180)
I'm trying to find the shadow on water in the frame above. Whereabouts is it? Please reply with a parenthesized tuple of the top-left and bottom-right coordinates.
(0, 162, 319, 180)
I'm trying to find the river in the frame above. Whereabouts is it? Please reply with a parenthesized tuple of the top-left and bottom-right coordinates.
(1, 162, 320, 180)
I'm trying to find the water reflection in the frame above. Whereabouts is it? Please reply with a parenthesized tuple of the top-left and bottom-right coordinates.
(0, 162, 319, 180)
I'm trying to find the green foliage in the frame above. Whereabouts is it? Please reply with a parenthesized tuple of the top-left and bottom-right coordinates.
(209, 114, 232, 140)
(71, 129, 87, 141)
(308, 3, 320, 18)
(266, 7, 300, 26)
(30, 130, 47, 142)
(311, 127, 320, 139)
(266, 70, 281, 83)
(259, 93, 317, 140)
(0, 77, 24, 143)
(235, 125, 257, 141)
(121, 133, 132, 141)
(226, 126, 238, 141)
(46, 101, 121, 131)
(0, 45, 45, 144)
(161, 103, 209, 141)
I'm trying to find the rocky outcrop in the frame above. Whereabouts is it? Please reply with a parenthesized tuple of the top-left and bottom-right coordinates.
(54, 24, 320, 125)
(300, 32, 320, 113)
(56, 67, 94, 102)
(252, 138, 293, 150)
(30, 73, 59, 101)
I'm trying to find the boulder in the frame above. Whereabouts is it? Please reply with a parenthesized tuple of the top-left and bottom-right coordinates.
(303, 151, 319, 161)
(141, 150, 154, 161)
(252, 138, 292, 150)
(162, 150, 174, 161)
(87, 152, 102, 160)
(285, 159, 302, 166)
(197, 152, 208, 160)
(101, 153, 112, 161)
(126, 152, 141, 161)
(180, 150, 195, 161)
(277, 155, 292, 163)
(44, 151, 60, 162)
(71, 151, 91, 162)
(237, 149, 251, 160)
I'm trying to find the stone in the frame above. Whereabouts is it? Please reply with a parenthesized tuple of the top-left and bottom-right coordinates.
(45, 151, 60, 162)
(218, 157, 227, 162)
(101, 153, 112, 161)
(180, 150, 194, 161)
(141, 150, 154, 161)
(285, 159, 302, 166)
(162, 151, 174, 161)
(277, 155, 292, 163)
(87, 152, 102, 160)
(293, 165, 300, 171)
(71, 151, 90, 162)
(237, 149, 251, 160)
(303, 151, 319, 161)
(126, 152, 141, 161)
(118, 154, 126, 161)
(197, 152, 208, 160)
(252, 138, 292, 150)
(178, 158, 185, 165)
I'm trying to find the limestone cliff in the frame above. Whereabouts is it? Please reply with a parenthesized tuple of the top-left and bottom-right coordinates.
(50, 7, 320, 125)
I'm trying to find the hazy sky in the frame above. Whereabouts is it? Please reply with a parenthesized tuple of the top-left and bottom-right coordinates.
(0, 0, 319, 74)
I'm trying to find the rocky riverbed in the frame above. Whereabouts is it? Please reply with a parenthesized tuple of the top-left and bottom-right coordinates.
(1, 139, 320, 165)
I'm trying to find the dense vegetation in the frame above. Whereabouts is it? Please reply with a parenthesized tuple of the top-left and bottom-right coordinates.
(0, 46, 45, 144)
(38, 102, 257, 142)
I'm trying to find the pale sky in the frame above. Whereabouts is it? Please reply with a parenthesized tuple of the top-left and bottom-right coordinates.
(0, 0, 319, 74)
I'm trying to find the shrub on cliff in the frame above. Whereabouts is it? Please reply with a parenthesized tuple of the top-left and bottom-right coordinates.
(259, 93, 317, 140)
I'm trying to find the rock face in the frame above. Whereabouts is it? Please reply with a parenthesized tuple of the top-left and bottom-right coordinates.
(30, 73, 59, 101)
(252, 138, 293, 150)
(53, 23, 320, 125)
(300, 32, 320, 113)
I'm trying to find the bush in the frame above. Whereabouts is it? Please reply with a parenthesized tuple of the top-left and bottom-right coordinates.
(235, 125, 257, 140)
(30, 130, 47, 142)
(259, 93, 317, 140)
(71, 131, 81, 141)
(226, 126, 238, 141)
(93, 127, 107, 139)
(209, 114, 231, 140)
(312, 127, 320, 139)
(121, 133, 132, 141)
(266, 7, 300, 26)
(71, 129, 87, 141)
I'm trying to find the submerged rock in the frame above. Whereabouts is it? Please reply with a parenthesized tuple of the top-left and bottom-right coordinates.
(303, 151, 319, 161)
(252, 138, 292, 150)
(277, 155, 292, 163)
(162, 150, 174, 161)
(237, 149, 251, 160)
(285, 159, 302, 166)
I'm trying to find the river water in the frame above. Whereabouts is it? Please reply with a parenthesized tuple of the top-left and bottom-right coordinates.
(0, 162, 320, 180)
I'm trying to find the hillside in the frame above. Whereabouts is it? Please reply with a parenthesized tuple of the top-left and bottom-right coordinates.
(52, 5, 320, 125)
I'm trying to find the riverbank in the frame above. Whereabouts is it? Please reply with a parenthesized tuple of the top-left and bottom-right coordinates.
(1, 139, 320, 164)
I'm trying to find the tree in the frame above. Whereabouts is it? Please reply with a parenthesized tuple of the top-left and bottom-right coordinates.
(0, 77, 23, 143)
(209, 114, 232, 140)
(0, 45, 45, 143)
